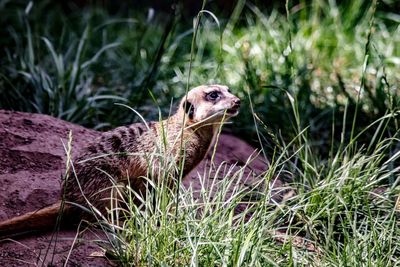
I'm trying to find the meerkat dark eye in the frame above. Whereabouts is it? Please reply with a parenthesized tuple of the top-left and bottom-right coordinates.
(207, 91, 220, 101)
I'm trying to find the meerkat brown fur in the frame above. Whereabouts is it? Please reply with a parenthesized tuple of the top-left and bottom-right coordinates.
(0, 84, 240, 237)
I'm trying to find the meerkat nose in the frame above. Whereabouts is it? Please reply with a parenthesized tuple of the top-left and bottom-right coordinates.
(233, 98, 241, 106)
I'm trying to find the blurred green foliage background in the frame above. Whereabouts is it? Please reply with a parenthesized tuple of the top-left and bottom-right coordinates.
(0, 0, 399, 156)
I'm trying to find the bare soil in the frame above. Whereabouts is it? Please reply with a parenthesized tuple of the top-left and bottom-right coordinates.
(0, 110, 271, 266)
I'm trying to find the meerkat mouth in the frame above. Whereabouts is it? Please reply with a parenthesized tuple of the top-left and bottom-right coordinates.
(226, 105, 240, 116)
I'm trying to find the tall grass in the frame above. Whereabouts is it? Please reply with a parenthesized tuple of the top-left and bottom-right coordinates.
(86, 98, 399, 266)
(0, 1, 179, 128)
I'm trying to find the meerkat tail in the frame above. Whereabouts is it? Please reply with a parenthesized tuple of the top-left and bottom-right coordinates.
(0, 201, 67, 238)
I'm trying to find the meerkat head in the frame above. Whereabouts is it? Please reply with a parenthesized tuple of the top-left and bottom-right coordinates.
(180, 84, 241, 125)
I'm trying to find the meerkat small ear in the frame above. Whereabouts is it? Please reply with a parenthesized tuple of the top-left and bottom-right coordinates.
(183, 100, 194, 120)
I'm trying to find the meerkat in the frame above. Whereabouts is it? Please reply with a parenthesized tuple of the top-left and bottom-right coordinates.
(0, 84, 240, 237)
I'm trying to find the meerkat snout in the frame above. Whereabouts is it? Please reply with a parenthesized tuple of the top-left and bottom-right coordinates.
(227, 97, 241, 116)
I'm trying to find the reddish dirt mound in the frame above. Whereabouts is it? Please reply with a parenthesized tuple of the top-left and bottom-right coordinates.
(0, 110, 269, 266)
